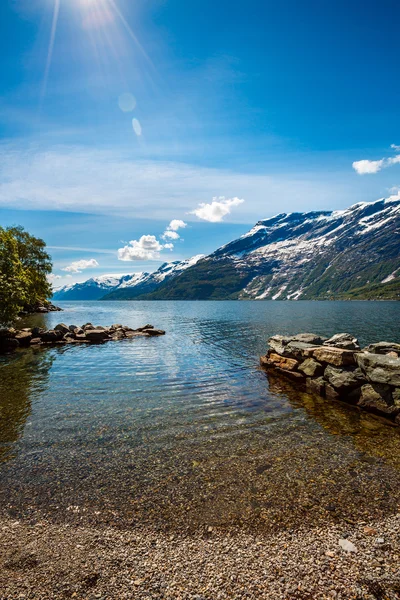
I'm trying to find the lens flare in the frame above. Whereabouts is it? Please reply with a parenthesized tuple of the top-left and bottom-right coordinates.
(40, 0, 60, 105)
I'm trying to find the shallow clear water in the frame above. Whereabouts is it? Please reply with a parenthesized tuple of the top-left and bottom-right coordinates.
(1, 300, 400, 531)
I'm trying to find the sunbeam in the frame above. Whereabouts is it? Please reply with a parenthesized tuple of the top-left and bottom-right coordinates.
(40, 0, 61, 107)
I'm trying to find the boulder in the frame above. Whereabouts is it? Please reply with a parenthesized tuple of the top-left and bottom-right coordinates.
(306, 376, 325, 396)
(74, 333, 87, 341)
(111, 330, 126, 341)
(137, 324, 155, 331)
(40, 330, 63, 342)
(260, 355, 271, 368)
(312, 346, 356, 367)
(358, 383, 398, 416)
(30, 338, 42, 345)
(83, 323, 95, 331)
(69, 325, 79, 333)
(111, 324, 123, 330)
(144, 328, 166, 336)
(85, 329, 109, 342)
(268, 353, 299, 372)
(324, 365, 366, 391)
(54, 323, 70, 335)
(363, 341, 400, 356)
(292, 333, 326, 345)
(325, 384, 340, 400)
(15, 330, 33, 347)
(393, 388, 400, 407)
(323, 333, 360, 351)
(285, 341, 320, 359)
(268, 335, 293, 356)
(32, 327, 45, 337)
(0, 327, 16, 338)
(356, 352, 400, 387)
(299, 358, 324, 377)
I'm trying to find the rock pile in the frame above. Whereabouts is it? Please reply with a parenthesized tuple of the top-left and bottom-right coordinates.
(261, 332, 400, 424)
(0, 323, 165, 353)
(18, 302, 62, 316)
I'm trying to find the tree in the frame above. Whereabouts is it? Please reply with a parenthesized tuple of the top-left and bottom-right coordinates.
(0, 226, 53, 325)
(6, 226, 52, 309)
(0, 228, 28, 325)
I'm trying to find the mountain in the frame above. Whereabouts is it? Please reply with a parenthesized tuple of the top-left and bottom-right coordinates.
(133, 197, 400, 301)
(52, 256, 204, 301)
(102, 255, 205, 300)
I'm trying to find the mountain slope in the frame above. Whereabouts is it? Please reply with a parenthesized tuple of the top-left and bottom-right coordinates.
(102, 255, 205, 300)
(136, 197, 400, 300)
(52, 256, 205, 301)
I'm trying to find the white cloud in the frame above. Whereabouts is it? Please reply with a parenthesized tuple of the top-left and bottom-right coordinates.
(62, 258, 99, 273)
(190, 196, 244, 222)
(353, 146, 400, 175)
(161, 219, 187, 241)
(167, 219, 187, 231)
(162, 230, 180, 240)
(0, 143, 361, 222)
(352, 159, 384, 175)
(47, 273, 62, 281)
(118, 234, 173, 261)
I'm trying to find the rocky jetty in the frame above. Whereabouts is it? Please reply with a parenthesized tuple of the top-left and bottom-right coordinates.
(0, 323, 165, 353)
(18, 302, 62, 316)
(261, 333, 400, 424)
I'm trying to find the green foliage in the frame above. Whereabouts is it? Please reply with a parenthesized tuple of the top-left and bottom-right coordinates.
(0, 226, 52, 325)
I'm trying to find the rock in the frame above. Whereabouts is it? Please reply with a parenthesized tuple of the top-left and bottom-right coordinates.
(54, 323, 70, 335)
(32, 327, 45, 337)
(358, 383, 397, 416)
(30, 338, 42, 345)
(137, 324, 154, 331)
(325, 384, 340, 400)
(338, 539, 357, 553)
(324, 365, 366, 391)
(14, 331, 32, 347)
(85, 329, 109, 342)
(393, 388, 400, 407)
(83, 323, 95, 331)
(111, 330, 126, 340)
(285, 341, 320, 359)
(268, 353, 299, 372)
(274, 367, 304, 381)
(299, 358, 324, 377)
(268, 335, 293, 355)
(111, 324, 123, 330)
(69, 325, 79, 333)
(312, 346, 356, 367)
(144, 328, 166, 336)
(0, 327, 16, 338)
(323, 333, 360, 351)
(363, 526, 377, 535)
(306, 376, 325, 396)
(363, 341, 400, 355)
(356, 352, 400, 387)
(292, 333, 326, 345)
(40, 330, 63, 342)
(260, 355, 271, 368)
(74, 328, 84, 335)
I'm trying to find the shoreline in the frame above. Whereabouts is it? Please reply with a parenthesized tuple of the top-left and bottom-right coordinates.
(1, 513, 400, 599)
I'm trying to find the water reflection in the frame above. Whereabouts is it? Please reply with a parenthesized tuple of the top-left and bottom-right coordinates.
(0, 349, 54, 462)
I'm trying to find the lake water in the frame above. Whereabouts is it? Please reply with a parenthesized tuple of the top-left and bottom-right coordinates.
(1, 300, 400, 532)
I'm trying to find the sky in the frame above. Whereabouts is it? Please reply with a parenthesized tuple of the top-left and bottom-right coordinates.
(1, 0, 399, 286)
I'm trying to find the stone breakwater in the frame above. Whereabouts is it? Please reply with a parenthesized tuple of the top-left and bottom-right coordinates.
(0, 322, 165, 353)
(260, 332, 400, 425)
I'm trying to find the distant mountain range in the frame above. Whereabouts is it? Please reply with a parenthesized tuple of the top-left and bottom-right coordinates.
(53, 197, 400, 301)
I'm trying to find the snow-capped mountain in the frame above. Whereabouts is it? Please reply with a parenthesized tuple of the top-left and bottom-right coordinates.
(52, 256, 205, 301)
(136, 196, 400, 301)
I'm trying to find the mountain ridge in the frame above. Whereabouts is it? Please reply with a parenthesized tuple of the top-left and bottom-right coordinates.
(53, 197, 400, 301)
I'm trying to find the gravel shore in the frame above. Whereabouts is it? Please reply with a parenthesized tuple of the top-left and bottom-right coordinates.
(1, 513, 400, 600)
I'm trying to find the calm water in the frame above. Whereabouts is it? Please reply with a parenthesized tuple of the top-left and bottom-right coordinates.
(1, 300, 400, 531)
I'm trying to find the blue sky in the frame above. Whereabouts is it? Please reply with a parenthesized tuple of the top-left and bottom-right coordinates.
(1, 0, 399, 285)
